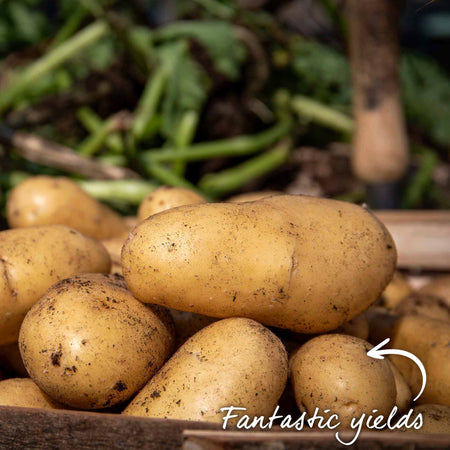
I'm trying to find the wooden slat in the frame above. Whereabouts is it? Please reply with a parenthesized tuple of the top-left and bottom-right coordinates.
(0, 406, 218, 449)
(0, 406, 448, 449)
(375, 211, 450, 270)
(183, 430, 450, 449)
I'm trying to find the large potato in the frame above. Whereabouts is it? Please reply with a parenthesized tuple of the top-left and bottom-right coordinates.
(19, 274, 175, 410)
(7, 176, 128, 239)
(0, 225, 110, 345)
(290, 334, 397, 428)
(390, 315, 450, 406)
(0, 378, 64, 409)
(137, 186, 207, 222)
(122, 195, 396, 333)
(123, 318, 288, 422)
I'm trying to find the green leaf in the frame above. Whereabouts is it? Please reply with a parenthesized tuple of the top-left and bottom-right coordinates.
(7, 1, 47, 44)
(156, 41, 209, 139)
(401, 52, 450, 149)
(155, 21, 246, 79)
(290, 40, 351, 107)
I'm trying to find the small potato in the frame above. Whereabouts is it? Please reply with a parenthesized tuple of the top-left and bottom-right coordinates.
(226, 191, 282, 203)
(405, 404, 450, 434)
(419, 275, 450, 307)
(19, 274, 175, 410)
(7, 176, 128, 239)
(123, 195, 396, 334)
(382, 272, 412, 309)
(290, 334, 397, 428)
(390, 315, 450, 406)
(0, 225, 110, 346)
(137, 187, 207, 221)
(394, 294, 450, 323)
(123, 318, 288, 422)
(0, 378, 64, 409)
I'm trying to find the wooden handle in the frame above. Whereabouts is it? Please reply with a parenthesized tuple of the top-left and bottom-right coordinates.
(375, 210, 450, 270)
(349, 0, 409, 184)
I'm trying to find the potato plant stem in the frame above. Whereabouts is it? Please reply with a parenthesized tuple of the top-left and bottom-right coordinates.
(78, 116, 117, 157)
(140, 118, 292, 164)
(50, 6, 89, 49)
(0, 21, 109, 115)
(172, 110, 199, 176)
(0, 172, 154, 205)
(198, 139, 291, 196)
(132, 65, 169, 142)
(77, 107, 124, 154)
(78, 179, 157, 204)
(291, 96, 354, 135)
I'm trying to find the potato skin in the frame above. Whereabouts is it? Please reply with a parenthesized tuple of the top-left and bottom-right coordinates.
(388, 361, 412, 413)
(0, 378, 64, 409)
(406, 404, 450, 434)
(123, 317, 288, 422)
(137, 187, 206, 222)
(19, 274, 175, 410)
(226, 191, 282, 203)
(0, 225, 110, 346)
(290, 334, 397, 428)
(7, 176, 128, 239)
(123, 195, 396, 333)
(394, 294, 450, 323)
(418, 275, 450, 307)
(390, 315, 450, 406)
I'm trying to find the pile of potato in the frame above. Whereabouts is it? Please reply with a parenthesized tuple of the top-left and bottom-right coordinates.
(0, 176, 449, 434)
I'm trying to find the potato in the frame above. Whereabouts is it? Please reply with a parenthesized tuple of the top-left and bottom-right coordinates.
(382, 271, 412, 309)
(123, 318, 288, 422)
(394, 293, 450, 323)
(388, 361, 412, 413)
(418, 275, 450, 307)
(19, 274, 175, 410)
(290, 334, 397, 428)
(390, 315, 450, 406)
(405, 404, 450, 434)
(137, 187, 207, 222)
(0, 378, 64, 409)
(226, 191, 282, 203)
(7, 176, 128, 240)
(0, 225, 110, 346)
(122, 195, 396, 334)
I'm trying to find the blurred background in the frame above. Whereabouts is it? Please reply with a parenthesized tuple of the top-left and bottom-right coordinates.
(0, 0, 449, 218)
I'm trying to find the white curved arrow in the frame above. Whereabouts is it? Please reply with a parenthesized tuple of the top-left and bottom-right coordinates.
(367, 338, 426, 402)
